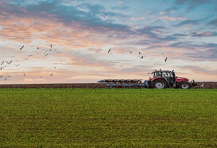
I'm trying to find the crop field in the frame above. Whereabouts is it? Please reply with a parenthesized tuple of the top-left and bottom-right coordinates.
(1, 88, 217, 147)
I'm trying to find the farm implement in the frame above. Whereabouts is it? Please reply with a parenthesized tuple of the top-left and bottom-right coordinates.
(98, 69, 197, 89)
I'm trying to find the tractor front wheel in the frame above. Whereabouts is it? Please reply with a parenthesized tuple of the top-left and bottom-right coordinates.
(152, 79, 168, 89)
(179, 82, 191, 89)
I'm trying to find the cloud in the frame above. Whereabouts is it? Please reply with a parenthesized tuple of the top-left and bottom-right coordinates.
(160, 15, 187, 21)
(131, 17, 145, 21)
(207, 18, 217, 26)
(173, 19, 201, 27)
(190, 31, 217, 37)
(174, 0, 214, 10)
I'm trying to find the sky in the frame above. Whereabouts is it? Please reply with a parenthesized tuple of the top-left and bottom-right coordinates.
(0, 0, 217, 84)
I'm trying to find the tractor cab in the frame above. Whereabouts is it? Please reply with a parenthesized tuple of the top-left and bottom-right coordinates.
(152, 70, 174, 84)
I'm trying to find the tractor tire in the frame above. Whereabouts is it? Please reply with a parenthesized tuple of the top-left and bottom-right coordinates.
(179, 82, 191, 89)
(151, 79, 168, 89)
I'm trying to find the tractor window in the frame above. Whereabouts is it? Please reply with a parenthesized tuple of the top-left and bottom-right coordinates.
(162, 72, 171, 78)
(155, 71, 161, 77)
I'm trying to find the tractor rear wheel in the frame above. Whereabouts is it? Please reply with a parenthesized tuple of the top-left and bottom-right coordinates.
(179, 82, 191, 89)
(152, 79, 168, 89)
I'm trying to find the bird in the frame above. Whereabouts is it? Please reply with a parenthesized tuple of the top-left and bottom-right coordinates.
(201, 83, 204, 87)
(101, 15, 105, 18)
(72, 41, 75, 44)
(165, 57, 167, 62)
(50, 73, 53, 76)
(23, 58, 28, 60)
(57, 52, 62, 54)
(0, 67, 4, 70)
(6, 60, 12, 64)
(20, 45, 24, 50)
(22, 73, 26, 76)
(7, 75, 10, 78)
(54, 67, 57, 69)
(45, 54, 49, 56)
(108, 48, 111, 53)
(37, 47, 39, 50)
(139, 52, 141, 54)
(28, 55, 33, 57)
(161, 53, 165, 55)
(40, 77, 43, 79)
(15, 64, 20, 67)
(4, 77, 7, 81)
(0, 75, 3, 78)
(141, 56, 143, 59)
(49, 49, 52, 51)
(1, 61, 4, 65)
(130, 52, 132, 54)
(50, 44, 52, 48)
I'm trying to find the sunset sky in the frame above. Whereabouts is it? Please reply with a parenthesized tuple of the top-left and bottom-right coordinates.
(0, 0, 217, 84)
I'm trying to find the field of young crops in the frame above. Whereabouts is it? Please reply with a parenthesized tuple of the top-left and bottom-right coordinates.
(1, 88, 217, 147)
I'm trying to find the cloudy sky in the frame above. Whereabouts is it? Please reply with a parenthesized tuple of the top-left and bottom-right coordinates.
(0, 0, 217, 84)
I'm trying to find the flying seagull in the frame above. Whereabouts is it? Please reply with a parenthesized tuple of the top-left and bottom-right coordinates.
(50, 44, 52, 48)
(141, 56, 143, 59)
(37, 47, 39, 50)
(201, 83, 204, 87)
(20, 45, 24, 50)
(28, 55, 33, 57)
(108, 48, 111, 53)
(139, 52, 141, 54)
(15, 64, 20, 67)
(101, 15, 105, 18)
(54, 66, 57, 69)
(165, 57, 167, 62)
(1, 61, 4, 65)
(50, 73, 53, 76)
(22, 73, 26, 76)
(130, 52, 132, 54)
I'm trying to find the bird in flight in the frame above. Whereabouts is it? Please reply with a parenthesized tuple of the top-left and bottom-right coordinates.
(15, 64, 20, 67)
(54, 66, 57, 69)
(50, 44, 52, 48)
(165, 57, 167, 62)
(50, 73, 53, 76)
(201, 83, 204, 87)
(37, 47, 39, 50)
(28, 55, 33, 57)
(141, 56, 143, 59)
(20, 45, 24, 50)
(130, 52, 132, 54)
(101, 15, 105, 18)
(22, 73, 26, 76)
(139, 52, 141, 54)
(108, 48, 111, 53)
(1, 61, 4, 65)
(6, 60, 12, 64)
(23, 58, 28, 60)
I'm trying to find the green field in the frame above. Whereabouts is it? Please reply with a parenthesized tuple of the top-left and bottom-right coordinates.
(0, 88, 217, 147)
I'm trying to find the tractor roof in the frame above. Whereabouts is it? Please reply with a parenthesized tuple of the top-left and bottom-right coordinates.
(153, 70, 171, 72)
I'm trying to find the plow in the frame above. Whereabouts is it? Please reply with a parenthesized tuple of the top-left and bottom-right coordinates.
(98, 69, 197, 89)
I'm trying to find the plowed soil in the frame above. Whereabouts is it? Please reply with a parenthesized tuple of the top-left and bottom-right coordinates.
(0, 82, 216, 89)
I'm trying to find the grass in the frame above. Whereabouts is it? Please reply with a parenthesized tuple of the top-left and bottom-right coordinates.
(0, 88, 217, 147)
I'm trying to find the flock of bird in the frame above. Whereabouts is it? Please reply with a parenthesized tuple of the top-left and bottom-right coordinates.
(0, 44, 62, 81)
(96, 47, 168, 61)
(0, 13, 198, 84)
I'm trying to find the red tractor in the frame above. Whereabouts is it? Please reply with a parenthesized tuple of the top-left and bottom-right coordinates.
(147, 69, 197, 89)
